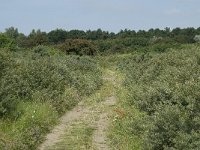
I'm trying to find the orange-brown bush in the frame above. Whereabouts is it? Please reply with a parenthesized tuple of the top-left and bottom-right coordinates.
(56, 39, 98, 56)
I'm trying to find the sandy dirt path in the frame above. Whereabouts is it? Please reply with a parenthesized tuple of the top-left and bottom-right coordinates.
(38, 69, 118, 150)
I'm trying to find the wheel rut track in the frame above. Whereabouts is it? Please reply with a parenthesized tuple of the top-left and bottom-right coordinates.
(38, 69, 118, 150)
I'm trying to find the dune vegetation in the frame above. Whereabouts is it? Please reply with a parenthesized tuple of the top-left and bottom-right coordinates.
(1, 27, 200, 149)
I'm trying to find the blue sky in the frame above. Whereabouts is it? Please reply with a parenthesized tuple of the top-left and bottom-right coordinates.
(1, 0, 200, 34)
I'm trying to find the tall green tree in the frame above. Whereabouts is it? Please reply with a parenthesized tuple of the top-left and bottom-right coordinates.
(5, 27, 19, 39)
(48, 29, 67, 44)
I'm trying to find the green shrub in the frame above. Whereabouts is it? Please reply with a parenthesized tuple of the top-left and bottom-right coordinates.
(0, 50, 18, 116)
(0, 48, 102, 117)
(0, 34, 16, 50)
(32, 45, 63, 57)
(144, 104, 200, 150)
(117, 44, 200, 149)
(0, 48, 102, 149)
(96, 37, 150, 54)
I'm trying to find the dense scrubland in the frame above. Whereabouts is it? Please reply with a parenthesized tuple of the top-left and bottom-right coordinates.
(111, 44, 200, 150)
(0, 46, 102, 149)
(1, 27, 200, 149)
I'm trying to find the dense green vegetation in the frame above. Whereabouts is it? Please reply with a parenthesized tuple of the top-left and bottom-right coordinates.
(2, 26, 200, 54)
(0, 45, 102, 149)
(1, 26, 200, 149)
(112, 44, 200, 149)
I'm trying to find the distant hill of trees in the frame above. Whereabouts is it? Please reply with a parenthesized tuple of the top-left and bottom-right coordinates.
(1, 27, 200, 55)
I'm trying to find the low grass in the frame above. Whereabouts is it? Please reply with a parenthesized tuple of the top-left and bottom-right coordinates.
(0, 101, 58, 150)
(48, 122, 95, 150)
(108, 83, 148, 150)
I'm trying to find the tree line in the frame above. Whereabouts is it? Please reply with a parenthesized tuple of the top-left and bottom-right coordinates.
(1, 27, 200, 55)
